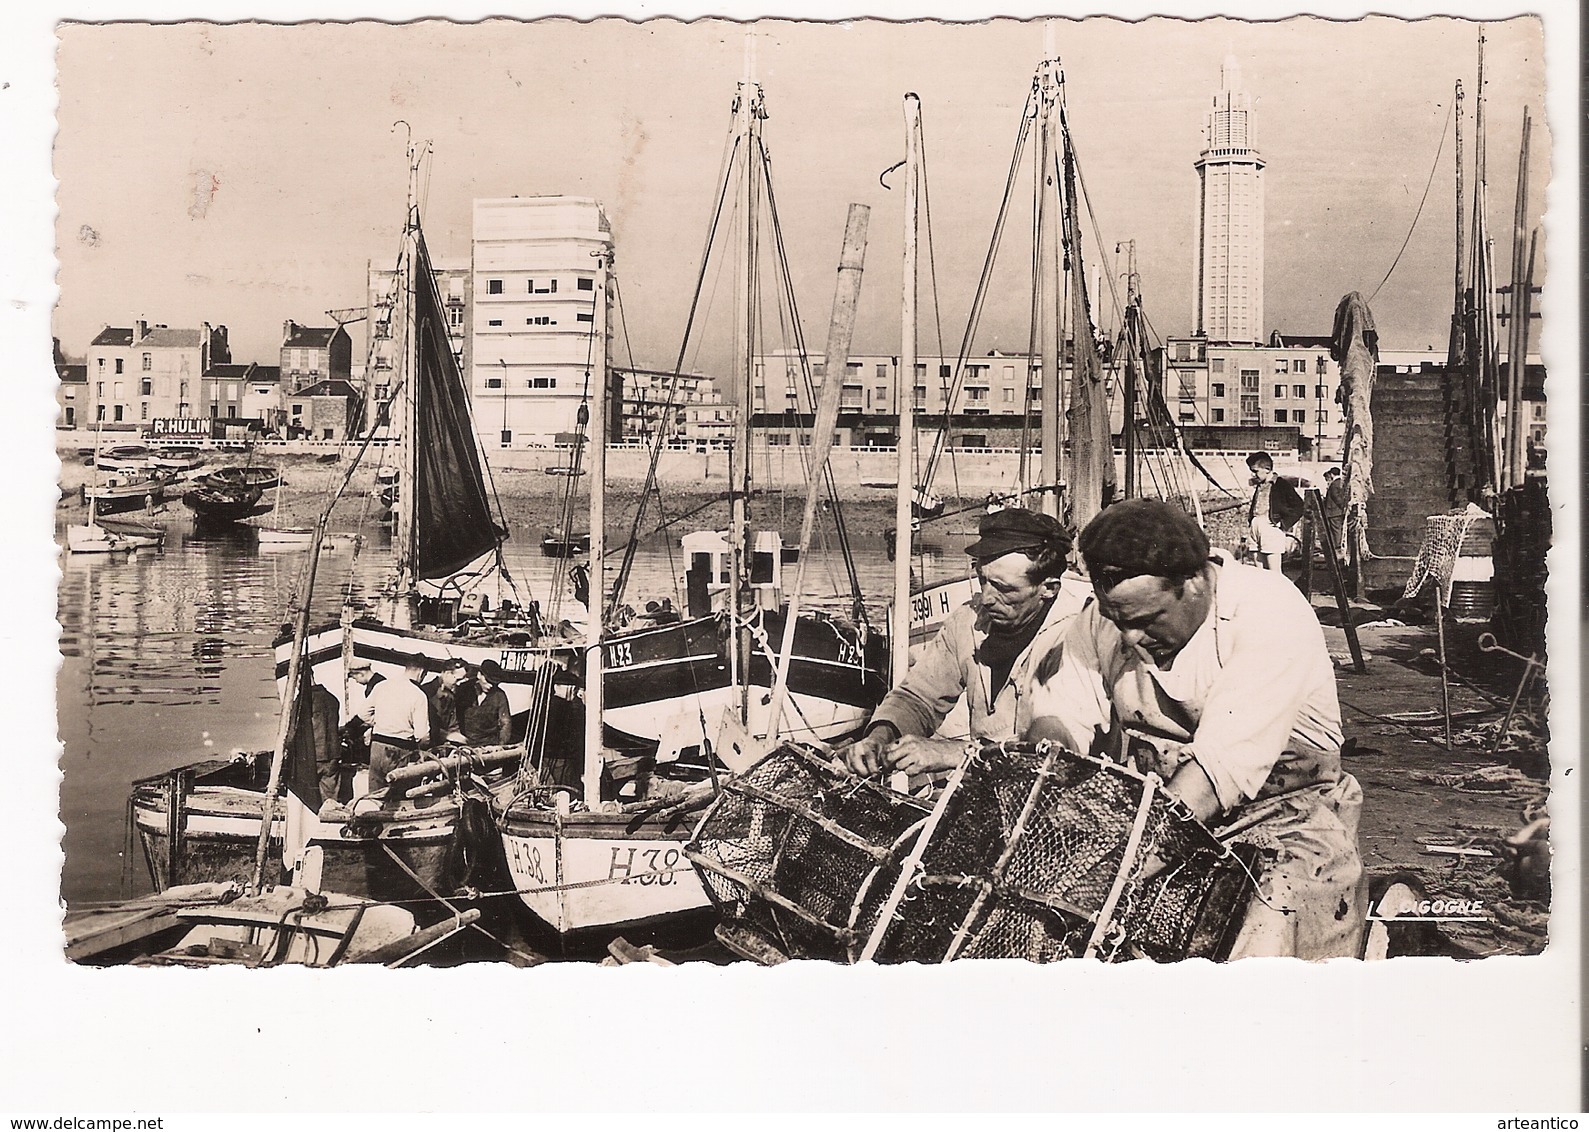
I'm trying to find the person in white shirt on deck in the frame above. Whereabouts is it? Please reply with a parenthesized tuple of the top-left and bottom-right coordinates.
(362, 656, 433, 801)
(1026, 498, 1367, 960)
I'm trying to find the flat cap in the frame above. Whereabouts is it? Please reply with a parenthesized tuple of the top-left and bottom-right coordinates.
(479, 659, 504, 681)
(964, 507, 1072, 563)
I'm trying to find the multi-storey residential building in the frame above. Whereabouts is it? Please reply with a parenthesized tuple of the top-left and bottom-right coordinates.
(86, 319, 230, 428)
(54, 338, 87, 430)
(616, 367, 724, 441)
(751, 350, 1051, 418)
(1194, 55, 1265, 346)
(365, 256, 469, 438)
(279, 320, 353, 393)
(1161, 334, 1340, 458)
(470, 196, 612, 447)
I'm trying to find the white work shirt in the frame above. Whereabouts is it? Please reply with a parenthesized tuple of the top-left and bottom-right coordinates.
(1028, 552, 1343, 812)
(365, 675, 431, 743)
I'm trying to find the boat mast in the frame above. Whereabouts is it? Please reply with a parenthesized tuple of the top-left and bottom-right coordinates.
(390, 138, 423, 630)
(1120, 239, 1138, 500)
(892, 94, 921, 685)
(727, 62, 763, 725)
(1035, 47, 1064, 521)
(1502, 108, 1532, 491)
(582, 251, 609, 802)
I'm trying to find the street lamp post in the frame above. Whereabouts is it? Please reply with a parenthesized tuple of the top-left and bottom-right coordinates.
(499, 358, 509, 447)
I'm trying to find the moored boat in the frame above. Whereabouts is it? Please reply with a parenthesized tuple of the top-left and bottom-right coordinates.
(82, 476, 165, 516)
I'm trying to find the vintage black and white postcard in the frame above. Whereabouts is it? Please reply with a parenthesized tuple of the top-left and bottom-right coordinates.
(5, 0, 1580, 1116)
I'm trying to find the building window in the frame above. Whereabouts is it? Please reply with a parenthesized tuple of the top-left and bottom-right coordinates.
(141, 354, 151, 371)
(64, 407, 75, 427)
(115, 359, 124, 374)
(1274, 358, 1289, 374)
(97, 358, 105, 371)
(1273, 408, 1286, 423)
(1273, 385, 1286, 399)
(500, 430, 512, 446)
(1175, 342, 1191, 362)
(1240, 395, 1259, 422)
(577, 278, 594, 292)
(485, 378, 502, 390)
(1240, 370, 1259, 392)
(488, 279, 503, 294)
(1211, 358, 1225, 374)
(1211, 382, 1226, 398)
(113, 405, 124, 422)
(1003, 388, 1014, 403)
(874, 386, 887, 404)
(1293, 359, 1307, 373)
(488, 319, 503, 327)
(875, 364, 888, 379)
(96, 405, 106, 422)
(448, 307, 464, 329)
(1317, 410, 1329, 425)
(140, 403, 148, 420)
(939, 364, 952, 379)
(576, 313, 593, 323)
(1293, 384, 1307, 399)
(1212, 407, 1225, 423)
(140, 379, 152, 396)
(813, 364, 826, 378)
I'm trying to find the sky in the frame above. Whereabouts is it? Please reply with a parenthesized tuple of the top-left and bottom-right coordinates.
(51, 14, 1548, 376)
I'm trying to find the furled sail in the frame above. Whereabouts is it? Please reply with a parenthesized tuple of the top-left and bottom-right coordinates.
(412, 232, 505, 580)
(1061, 128, 1116, 528)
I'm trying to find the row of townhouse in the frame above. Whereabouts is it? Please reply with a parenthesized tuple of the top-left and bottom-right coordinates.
(56, 319, 362, 441)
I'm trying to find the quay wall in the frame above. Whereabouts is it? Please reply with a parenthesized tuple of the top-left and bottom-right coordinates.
(57, 431, 1316, 498)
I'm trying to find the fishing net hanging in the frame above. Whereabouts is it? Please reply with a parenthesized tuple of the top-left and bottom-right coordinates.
(687, 740, 1261, 964)
(1403, 502, 1490, 609)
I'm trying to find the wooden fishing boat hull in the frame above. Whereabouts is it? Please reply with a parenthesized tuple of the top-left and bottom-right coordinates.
(65, 524, 134, 554)
(130, 760, 476, 923)
(195, 465, 281, 493)
(540, 532, 591, 557)
(281, 612, 887, 747)
(66, 883, 419, 967)
(493, 801, 709, 935)
(183, 485, 269, 523)
(83, 480, 165, 515)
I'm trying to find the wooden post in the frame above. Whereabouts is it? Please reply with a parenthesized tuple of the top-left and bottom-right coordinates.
(1305, 491, 1366, 674)
(1299, 492, 1316, 599)
(1433, 587, 1453, 751)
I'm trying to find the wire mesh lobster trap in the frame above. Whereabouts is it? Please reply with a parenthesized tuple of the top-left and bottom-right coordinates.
(686, 740, 1262, 964)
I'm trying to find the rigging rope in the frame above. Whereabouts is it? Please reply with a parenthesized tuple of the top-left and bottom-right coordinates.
(1369, 98, 1455, 304)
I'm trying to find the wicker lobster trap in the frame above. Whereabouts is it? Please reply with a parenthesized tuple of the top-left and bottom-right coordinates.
(686, 740, 1262, 964)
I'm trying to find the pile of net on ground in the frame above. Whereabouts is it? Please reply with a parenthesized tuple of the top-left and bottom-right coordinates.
(686, 740, 1261, 964)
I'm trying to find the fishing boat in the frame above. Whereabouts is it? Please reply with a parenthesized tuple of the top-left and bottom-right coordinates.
(95, 444, 153, 474)
(489, 71, 896, 937)
(148, 447, 207, 476)
(182, 480, 270, 524)
(195, 464, 282, 493)
(540, 529, 590, 557)
(63, 882, 448, 968)
(82, 474, 165, 517)
(250, 471, 315, 544)
(133, 154, 528, 925)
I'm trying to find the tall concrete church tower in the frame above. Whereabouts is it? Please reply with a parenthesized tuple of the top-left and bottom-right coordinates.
(1194, 55, 1265, 345)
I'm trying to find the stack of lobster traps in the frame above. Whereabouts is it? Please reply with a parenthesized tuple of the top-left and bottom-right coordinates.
(685, 740, 1264, 964)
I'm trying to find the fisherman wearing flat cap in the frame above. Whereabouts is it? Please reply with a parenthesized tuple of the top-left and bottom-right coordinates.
(844, 507, 1090, 779)
(1025, 498, 1366, 959)
(463, 659, 514, 747)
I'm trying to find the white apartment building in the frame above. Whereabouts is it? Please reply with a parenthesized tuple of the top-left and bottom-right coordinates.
(751, 350, 1051, 417)
(471, 196, 612, 447)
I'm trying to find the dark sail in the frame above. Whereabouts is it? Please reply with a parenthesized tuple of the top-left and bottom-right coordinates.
(1062, 128, 1117, 527)
(412, 233, 504, 579)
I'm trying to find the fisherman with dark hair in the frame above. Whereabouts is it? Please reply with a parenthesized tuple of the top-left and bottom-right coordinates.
(844, 507, 1090, 779)
(1245, 450, 1305, 571)
(1027, 498, 1366, 959)
(463, 659, 514, 747)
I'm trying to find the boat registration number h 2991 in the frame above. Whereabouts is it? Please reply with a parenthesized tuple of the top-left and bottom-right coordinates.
(607, 846, 682, 886)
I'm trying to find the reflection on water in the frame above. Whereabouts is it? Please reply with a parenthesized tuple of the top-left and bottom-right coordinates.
(56, 512, 973, 907)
